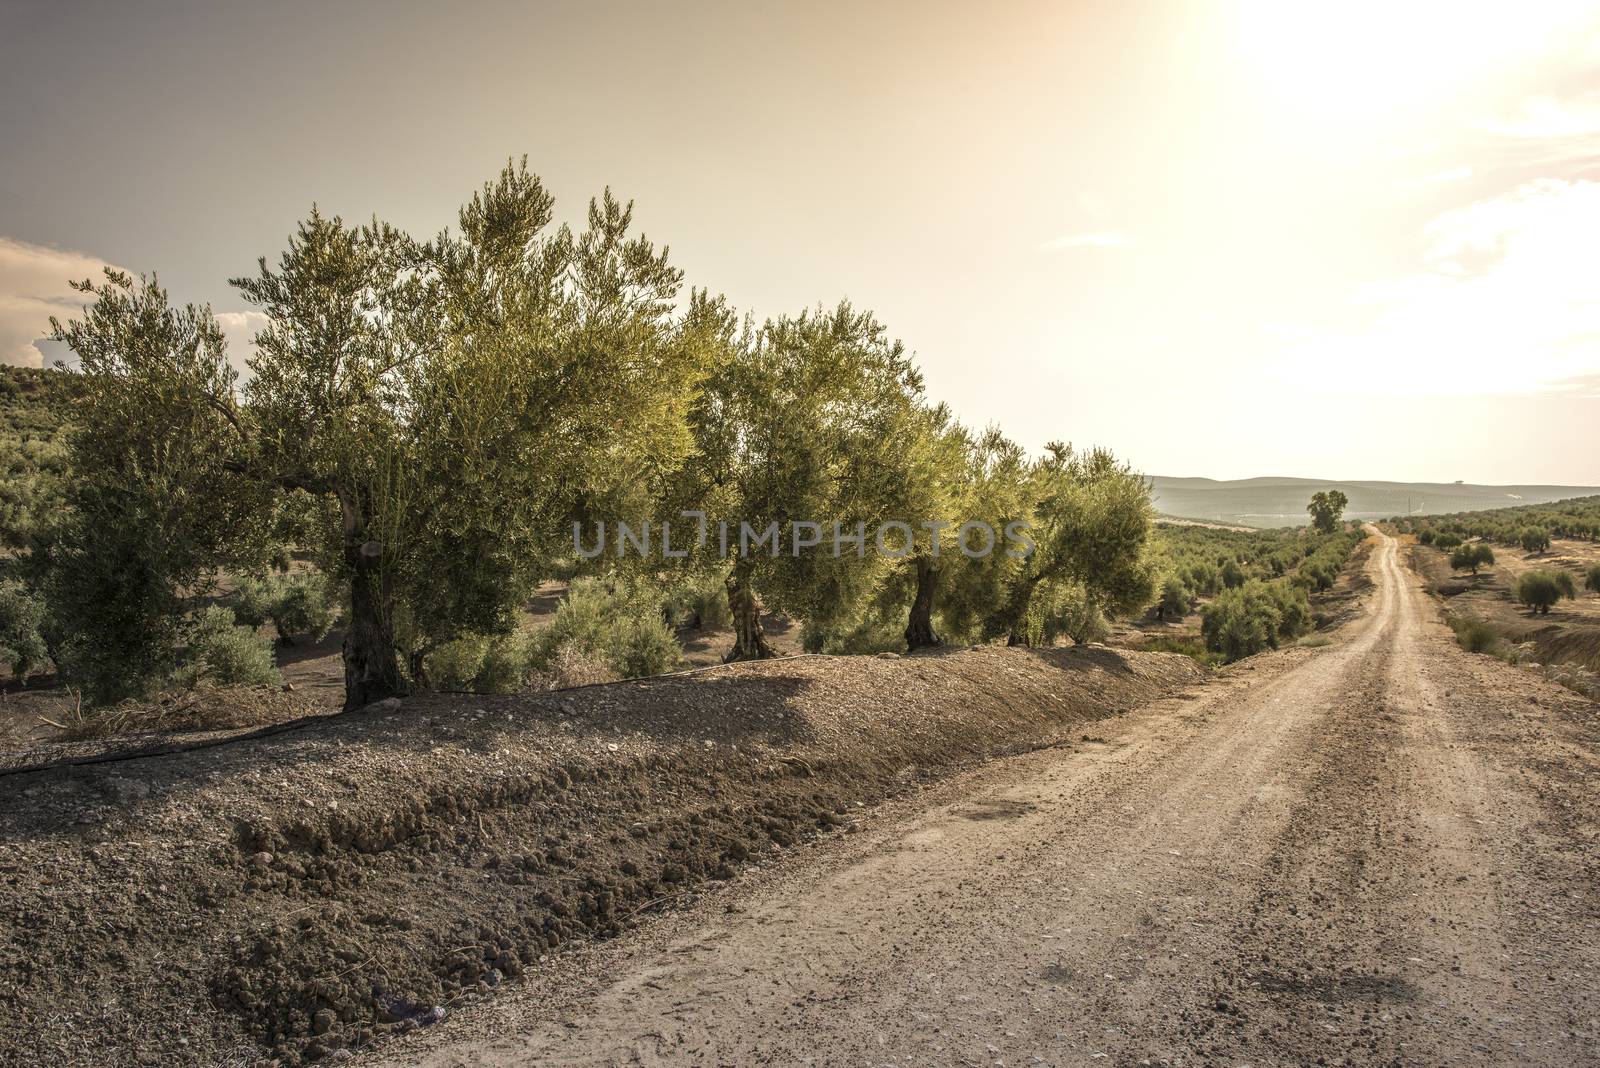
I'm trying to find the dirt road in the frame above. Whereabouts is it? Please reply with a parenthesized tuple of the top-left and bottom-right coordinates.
(379, 532, 1599, 1067)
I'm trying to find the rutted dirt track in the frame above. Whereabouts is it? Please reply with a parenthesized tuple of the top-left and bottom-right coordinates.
(381, 533, 1600, 1067)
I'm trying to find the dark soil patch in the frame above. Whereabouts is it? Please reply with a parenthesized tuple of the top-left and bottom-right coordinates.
(0, 644, 1202, 1066)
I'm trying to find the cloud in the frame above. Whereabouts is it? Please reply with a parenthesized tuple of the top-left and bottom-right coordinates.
(1, 237, 264, 373)
(0, 237, 119, 368)
(1474, 92, 1600, 177)
(1041, 231, 1130, 250)
(1396, 165, 1474, 189)
(1272, 178, 1600, 396)
(213, 311, 268, 376)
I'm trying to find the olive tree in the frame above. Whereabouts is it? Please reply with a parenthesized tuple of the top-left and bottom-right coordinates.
(988, 444, 1158, 646)
(681, 302, 926, 660)
(1306, 490, 1349, 534)
(51, 161, 713, 709)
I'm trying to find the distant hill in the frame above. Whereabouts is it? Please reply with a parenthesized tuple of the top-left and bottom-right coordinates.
(1149, 476, 1600, 529)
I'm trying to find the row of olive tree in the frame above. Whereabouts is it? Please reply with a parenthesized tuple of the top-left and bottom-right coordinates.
(38, 160, 1159, 710)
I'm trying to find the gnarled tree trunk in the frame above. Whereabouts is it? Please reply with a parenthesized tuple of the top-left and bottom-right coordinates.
(340, 493, 403, 711)
(904, 555, 941, 651)
(724, 570, 774, 662)
(1002, 573, 1040, 647)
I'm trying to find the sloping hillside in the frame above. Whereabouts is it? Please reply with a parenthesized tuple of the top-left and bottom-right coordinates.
(1150, 475, 1600, 528)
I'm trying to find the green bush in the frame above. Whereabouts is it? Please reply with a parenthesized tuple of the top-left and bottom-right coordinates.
(1201, 578, 1313, 662)
(1449, 617, 1499, 654)
(1432, 531, 1463, 550)
(1586, 564, 1600, 593)
(1449, 543, 1495, 575)
(0, 581, 49, 679)
(233, 572, 339, 644)
(527, 578, 683, 680)
(475, 634, 531, 693)
(1202, 582, 1282, 662)
(1519, 526, 1552, 554)
(603, 615, 684, 678)
(662, 571, 731, 630)
(1515, 570, 1574, 615)
(425, 635, 488, 691)
(1156, 578, 1192, 620)
(1141, 636, 1225, 668)
(179, 606, 280, 687)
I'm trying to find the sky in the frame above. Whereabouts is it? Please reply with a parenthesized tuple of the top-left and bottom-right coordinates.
(2, 0, 1598, 484)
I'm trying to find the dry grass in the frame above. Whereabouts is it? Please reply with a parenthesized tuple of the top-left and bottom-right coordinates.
(524, 644, 621, 691)
(58, 686, 324, 741)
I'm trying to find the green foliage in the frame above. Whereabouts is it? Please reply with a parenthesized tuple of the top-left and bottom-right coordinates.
(1519, 526, 1551, 554)
(526, 578, 683, 680)
(603, 614, 684, 678)
(177, 606, 280, 688)
(1449, 543, 1495, 575)
(1515, 570, 1575, 615)
(1406, 496, 1600, 551)
(1587, 564, 1600, 593)
(989, 444, 1158, 646)
(1449, 617, 1500, 655)
(0, 581, 49, 679)
(1431, 531, 1463, 550)
(1306, 490, 1349, 534)
(1139, 636, 1225, 668)
(0, 367, 84, 555)
(661, 570, 732, 630)
(1201, 578, 1313, 662)
(234, 573, 339, 643)
(1156, 577, 1193, 620)
(41, 272, 271, 704)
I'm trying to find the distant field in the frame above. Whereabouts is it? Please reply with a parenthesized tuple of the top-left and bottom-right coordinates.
(1150, 476, 1600, 528)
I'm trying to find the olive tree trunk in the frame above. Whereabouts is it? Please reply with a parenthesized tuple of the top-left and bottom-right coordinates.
(724, 571, 775, 662)
(904, 555, 941, 651)
(339, 494, 403, 711)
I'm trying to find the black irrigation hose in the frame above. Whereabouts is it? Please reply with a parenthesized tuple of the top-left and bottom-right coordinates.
(0, 653, 828, 780)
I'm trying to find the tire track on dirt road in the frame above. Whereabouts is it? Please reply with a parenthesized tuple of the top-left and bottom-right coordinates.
(378, 532, 1600, 1067)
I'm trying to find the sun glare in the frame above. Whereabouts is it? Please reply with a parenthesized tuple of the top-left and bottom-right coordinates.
(1229, 0, 1596, 129)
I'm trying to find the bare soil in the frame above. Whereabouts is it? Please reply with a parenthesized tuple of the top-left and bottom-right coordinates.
(1413, 535, 1600, 689)
(365, 533, 1600, 1067)
(0, 643, 1200, 1066)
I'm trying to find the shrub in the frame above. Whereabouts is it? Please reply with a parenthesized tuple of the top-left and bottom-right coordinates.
(1418, 529, 1436, 546)
(1449, 544, 1495, 575)
(527, 578, 683, 680)
(179, 606, 280, 688)
(603, 615, 684, 678)
(266, 574, 338, 644)
(662, 571, 731, 630)
(1587, 564, 1600, 593)
(1449, 617, 1499, 654)
(421, 631, 536, 693)
(1156, 578, 1192, 621)
(425, 636, 488, 691)
(475, 634, 531, 693)
(232, 573, 339, 644)
(538, 643, 619, 689)
(1516, 570, 1574, 615)
(1432, 531, 1463, 550)
(1141, 636, 1225, 668)
(1202, 581, 1283, 662)
(0, 581, 49, 679)
(1520, 526, 1552, 554)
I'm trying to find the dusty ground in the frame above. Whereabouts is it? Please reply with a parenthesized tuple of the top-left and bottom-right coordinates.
(0, 581, 804, 752)
(1412, 535, 1600, 692)
(368, 532, 1600, 1067)
(0, 640, 1201, 1066)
